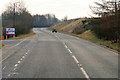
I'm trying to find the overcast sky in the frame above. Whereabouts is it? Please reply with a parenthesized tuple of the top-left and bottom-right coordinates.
(0, 0, 98, 19)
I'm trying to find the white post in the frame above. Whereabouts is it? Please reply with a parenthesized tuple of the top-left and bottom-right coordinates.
(6, 35, 7, 39)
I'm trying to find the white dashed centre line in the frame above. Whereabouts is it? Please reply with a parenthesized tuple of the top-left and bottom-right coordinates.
(17, 61, 21, 64)
(20, 58, 23, 61)
(14, 64, 18, 67)
(68, 49, 72, 54)
(3, 66, 6, 70)
(22, 56, 25, 59)
(54, 34, 90, 80)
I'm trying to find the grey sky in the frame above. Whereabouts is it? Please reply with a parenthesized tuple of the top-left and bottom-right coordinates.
(0, 0, 98, 19)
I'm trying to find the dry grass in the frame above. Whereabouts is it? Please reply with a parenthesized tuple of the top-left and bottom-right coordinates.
(49, 26, 119, 52)
(50, 18, 85, 33)
(60, 30, 119, 52)
(0, 29, 35, 48)
(78, 30, 119, 52)
(49, 18, 119, 52)
(0, 44, 4, 49)
(15, 29, 35, 39)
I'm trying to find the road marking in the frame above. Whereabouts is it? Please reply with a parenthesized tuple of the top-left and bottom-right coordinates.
(10, 39, 26, 49)
(1, 54, 11, 63)
(7, 74, 11, 77)
(13, 72, 19, 75)
(13, 68, 16, 71)
(3, 66, 6, 70)
(54, 34, 90, 80)
(64, 45, 68, 49)
(20, 58, 23, 61)
(22, 56, 25, 59)
(17, 61, 21, 64)
(68, 49, 72, 54)
(1, 39, 26, 63)
(11, 49, 31, 75)
(27, 50, 30, 54)
(14, 64, 18, 67)
(72, 55, 79, 64)
(80, 67, 90, 80)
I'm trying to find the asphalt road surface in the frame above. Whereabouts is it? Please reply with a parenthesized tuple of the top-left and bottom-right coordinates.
(1, 28, 118, 79)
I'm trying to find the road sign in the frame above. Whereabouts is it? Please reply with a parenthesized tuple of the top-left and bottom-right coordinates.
(6, 28, 15, 35)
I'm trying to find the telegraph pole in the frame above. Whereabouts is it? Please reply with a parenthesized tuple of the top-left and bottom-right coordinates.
(13, 3, 15, 28)
(13, 3, 16, 38)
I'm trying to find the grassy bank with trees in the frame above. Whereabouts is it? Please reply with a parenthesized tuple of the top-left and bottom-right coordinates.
(89, 0, 120, 52)
(50, 0, 120, 52)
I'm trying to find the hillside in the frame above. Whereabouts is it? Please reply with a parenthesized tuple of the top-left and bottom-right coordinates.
(33, 14, 59, 27)
(50, 18, 85, 33)
(49, 18, 119, 52)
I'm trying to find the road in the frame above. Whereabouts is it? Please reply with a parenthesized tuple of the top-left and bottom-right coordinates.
(1, 28, 118, 79)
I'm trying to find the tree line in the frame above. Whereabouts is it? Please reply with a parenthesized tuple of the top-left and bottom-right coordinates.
(2, 1, 59, 38)
(33, 14, 59, 27)
(90, 0, 120, 43)
(2, 1, 33, 37)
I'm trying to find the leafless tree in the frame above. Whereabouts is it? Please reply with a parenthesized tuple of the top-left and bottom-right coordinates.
(2, 1, 33, 37)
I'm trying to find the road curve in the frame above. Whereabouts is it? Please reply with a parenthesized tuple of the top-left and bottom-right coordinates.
(1, 28, 118, 79)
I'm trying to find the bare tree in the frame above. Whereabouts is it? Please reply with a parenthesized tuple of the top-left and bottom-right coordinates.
(90, 0, 120, 16)
(89, 0, 120, 43)
(2, 1, 33, 37)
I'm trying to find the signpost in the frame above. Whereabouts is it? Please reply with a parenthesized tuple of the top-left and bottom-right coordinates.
(6, 28, 15, 39)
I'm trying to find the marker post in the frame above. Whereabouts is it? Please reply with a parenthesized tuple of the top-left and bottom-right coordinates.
(6, 35, 7, 39)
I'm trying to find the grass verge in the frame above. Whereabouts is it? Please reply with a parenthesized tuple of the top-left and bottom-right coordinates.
(77, 30, 119, 52)
(0, 44, 4, 49)
(1, 29, 35, 48)
(15, 29, 35, 39)
(48, 28, 119, 53)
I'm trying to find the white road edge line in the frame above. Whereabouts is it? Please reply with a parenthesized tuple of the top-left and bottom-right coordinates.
(10, 39, 26, 49)
(1, 39, 26, 62)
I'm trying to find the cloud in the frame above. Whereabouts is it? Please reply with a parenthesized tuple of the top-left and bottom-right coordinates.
(0, 0, 98, 19)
